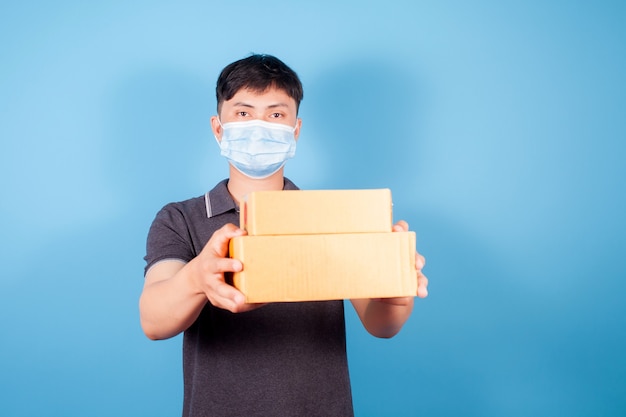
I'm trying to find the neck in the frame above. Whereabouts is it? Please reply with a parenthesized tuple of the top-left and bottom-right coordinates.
(227, 165, 285, 205)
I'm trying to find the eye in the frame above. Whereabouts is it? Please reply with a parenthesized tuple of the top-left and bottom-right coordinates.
(238, 111, 249, 117)
(270, 112, 282, 118)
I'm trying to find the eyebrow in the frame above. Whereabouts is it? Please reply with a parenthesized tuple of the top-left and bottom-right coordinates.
(232, 102, 254, 108)
(232, 102, 290, 110)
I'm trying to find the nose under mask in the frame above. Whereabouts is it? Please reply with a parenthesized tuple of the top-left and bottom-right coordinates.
(216, 119, 297, 179)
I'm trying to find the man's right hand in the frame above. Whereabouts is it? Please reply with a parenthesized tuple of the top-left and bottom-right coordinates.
(190, 223, 264, 313)
(140, 223, 263, 340)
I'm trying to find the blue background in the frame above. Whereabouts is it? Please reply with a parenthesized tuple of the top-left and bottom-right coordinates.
(1, 1, 625, 416)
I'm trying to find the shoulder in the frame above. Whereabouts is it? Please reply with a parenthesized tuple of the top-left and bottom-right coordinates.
(159, 195, 206, 216)
(156, 178, 230, 221)
(144, 195, 208, 273)
(147, 179, 233, 242)
(152, 195, 206, 228)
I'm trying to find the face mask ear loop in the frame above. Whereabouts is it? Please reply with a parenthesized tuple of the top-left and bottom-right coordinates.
(214, 117, 224, 145)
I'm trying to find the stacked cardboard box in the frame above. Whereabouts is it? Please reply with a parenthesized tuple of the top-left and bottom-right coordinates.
(229, 189, 418, 302)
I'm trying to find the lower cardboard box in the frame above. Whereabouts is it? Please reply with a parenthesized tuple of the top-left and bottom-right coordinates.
(229, 232, 417, 303)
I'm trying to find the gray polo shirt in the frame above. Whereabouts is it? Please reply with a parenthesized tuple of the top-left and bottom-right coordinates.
(144, 178, 354, 417)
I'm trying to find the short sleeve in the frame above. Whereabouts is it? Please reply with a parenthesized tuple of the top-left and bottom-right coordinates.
(144, 203, 195, 276)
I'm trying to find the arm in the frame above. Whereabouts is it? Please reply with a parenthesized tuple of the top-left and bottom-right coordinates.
(350, 221, 429, 338)
(139, 223, 262, 340)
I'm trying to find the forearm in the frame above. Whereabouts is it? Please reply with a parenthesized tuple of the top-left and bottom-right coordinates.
(139, 260, 207, 340)
(352, 297, 414, 338)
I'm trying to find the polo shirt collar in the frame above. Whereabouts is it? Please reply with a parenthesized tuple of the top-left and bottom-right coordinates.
(205, 177, 299, 219)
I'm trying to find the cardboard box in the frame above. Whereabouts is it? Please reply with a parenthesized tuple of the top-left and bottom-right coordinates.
(241, 189, 392, 235)
(229, 232, 417, 303)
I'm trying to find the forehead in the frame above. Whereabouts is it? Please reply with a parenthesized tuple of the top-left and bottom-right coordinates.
(224, 87, 297, 110)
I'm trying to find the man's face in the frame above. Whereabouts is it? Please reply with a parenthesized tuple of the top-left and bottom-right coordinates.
(211, 87, 302, 141)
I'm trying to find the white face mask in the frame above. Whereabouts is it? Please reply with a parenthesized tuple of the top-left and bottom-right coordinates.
(216, 119, 297, 179)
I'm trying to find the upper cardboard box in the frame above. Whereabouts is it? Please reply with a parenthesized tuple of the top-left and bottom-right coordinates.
(241, 189, 393, 236)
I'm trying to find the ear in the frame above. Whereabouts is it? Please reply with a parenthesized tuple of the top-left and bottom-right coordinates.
(211, 116, 222, 142)
(294, 118, 302, 141)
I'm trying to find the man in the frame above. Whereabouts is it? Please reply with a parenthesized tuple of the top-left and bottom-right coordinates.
(140, 54, 428, 417)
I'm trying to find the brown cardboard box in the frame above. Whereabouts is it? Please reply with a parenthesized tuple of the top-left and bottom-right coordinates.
(241, 189, 392, 236)
(229, 232, 417, 303)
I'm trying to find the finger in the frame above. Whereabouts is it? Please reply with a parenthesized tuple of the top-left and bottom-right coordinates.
(212, 257, 243, 274)
(415, 252, 426, 270)
(417, 273, 429, 298)
(207, 279, 246, 311)
(392, 220, 409, 232)
(236, 302, 268, 313)
(206, 223, 246, 257)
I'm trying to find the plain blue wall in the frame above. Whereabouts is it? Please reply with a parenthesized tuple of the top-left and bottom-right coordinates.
(1, 1, 624, 416)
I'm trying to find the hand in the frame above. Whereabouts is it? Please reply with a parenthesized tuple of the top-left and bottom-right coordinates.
(349, 220, 426, 337)
(393, 220, 429, 298)
(193, 223, 265, 313)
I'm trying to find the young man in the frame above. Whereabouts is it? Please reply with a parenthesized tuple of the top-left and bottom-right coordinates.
(140, 54, 428, 417)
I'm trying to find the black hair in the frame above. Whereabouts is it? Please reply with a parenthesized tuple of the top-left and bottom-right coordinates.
(216, 54, 303, 114)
